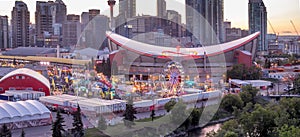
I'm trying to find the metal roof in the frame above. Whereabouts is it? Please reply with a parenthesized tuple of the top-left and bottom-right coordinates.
(3, 47, 56, 56)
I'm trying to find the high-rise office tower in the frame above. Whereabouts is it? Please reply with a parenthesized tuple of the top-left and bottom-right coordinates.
(29, 24, 36, 46)
(80, 10, 109, 49)
(89, 9, 100, 21)
(51, 0, 67, 37)
(35, 1, 66, 47)
(11, 1, 30, 48)
(88, 15, 109, 49)
(166, 10, 182, 37)
(81, 12, 89, 30)
(35, 1, 53, 36)
(157, 0, 167, 18)
(51, 0, 67, 25)
(35, 0, 66, 35)
(119, 0, 136, 18)
(63, 14, 81, 47)
(0, 16, 9, 49)
(186, 0, 224, 45)
(249, 0, 267, 51)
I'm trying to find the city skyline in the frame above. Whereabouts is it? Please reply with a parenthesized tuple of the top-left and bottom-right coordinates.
(0, 0, 299, 35)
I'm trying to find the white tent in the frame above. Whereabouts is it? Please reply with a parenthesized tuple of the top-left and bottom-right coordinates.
(0, 100, 51, 124)
(244, 80, 272, 87)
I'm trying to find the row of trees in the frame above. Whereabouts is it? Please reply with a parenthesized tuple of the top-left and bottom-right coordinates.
(207, 85, 300, 137)
(51, 105, 85, 137)
(227, 64, 262, 80)
(289, 75, 300, 94)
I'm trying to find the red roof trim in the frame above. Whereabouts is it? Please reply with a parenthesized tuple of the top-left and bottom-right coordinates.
(106, 32, 260, 58)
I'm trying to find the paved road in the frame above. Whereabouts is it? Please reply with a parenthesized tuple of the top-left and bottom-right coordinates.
(12, 112, 94, 137)
(12, 125, 52, 137)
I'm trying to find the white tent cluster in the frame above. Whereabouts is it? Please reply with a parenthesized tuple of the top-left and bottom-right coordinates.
(0, 100, 51, 124)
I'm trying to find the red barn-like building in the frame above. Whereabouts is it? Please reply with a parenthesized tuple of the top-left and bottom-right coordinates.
(0, 68, 50, 96)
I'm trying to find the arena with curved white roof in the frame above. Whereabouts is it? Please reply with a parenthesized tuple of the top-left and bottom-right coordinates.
(106, 31, 260, 81)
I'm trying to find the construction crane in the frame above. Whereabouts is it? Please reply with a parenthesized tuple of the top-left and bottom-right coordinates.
(290, 20, 300, 54)
(290, 20, 299, 36)
(268, 19, 279, 42)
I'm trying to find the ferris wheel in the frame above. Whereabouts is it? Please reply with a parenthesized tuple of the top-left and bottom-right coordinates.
(161, 61, 184, 96)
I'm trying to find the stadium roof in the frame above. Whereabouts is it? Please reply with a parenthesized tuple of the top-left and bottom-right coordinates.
(0, 68, 50, 90)
(0, 100, 51, 124)
(106, 31, 260, 59)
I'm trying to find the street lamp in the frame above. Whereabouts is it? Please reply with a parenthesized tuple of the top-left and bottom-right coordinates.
(206, 74, 210, 80)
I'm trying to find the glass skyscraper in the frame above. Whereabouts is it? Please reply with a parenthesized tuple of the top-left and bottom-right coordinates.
(186, 0, 224, 45)
(249, 0, 267, 52)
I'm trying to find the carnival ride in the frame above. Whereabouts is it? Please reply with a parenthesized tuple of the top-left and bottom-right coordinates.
(161, 61, 185, 97)
(96, 73, 115, 99)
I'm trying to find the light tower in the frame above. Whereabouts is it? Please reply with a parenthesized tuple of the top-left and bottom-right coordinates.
(107, 0, 116, 31)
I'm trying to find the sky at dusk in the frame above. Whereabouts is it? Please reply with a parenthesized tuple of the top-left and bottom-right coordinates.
(0, 0, 299, 35)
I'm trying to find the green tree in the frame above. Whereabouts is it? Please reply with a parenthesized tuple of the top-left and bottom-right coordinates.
(206, 130, 217, 137)
(227, 64, 262, 80)
(209, 119, 244, 137)
(239, 85, 258, 106)
(264, 59, 271, 69)
(222, 119, 244, 136)
(288, 54, 297, 64)
(224, 131, 238, 137)
(227, 64, 245, 80)
(292, 75, 300, 94)
(21, 129, 25, 137)
(189, 108, 202, 127)
(222, 119, 239, 131)
(240, 104, 277, 137)
(52, 110, 65, 137)
(278, 125, 300, 137)
(72, 104, 84, 137)
(91, 57, 95, 70)
(123, 97, 137, 128)
(98, 114, 107, 130)
(276, 98, 300, 126)
(246, 66, 262, 80)
(0, 124, 12, 137)
(164, 98, 177, 113)
(221, 94, 243, 113)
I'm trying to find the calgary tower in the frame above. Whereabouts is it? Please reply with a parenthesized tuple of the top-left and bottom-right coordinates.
(107, 0, 116, 31)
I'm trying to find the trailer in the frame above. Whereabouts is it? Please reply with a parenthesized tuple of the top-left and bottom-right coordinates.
(0, 93, 14, 101)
